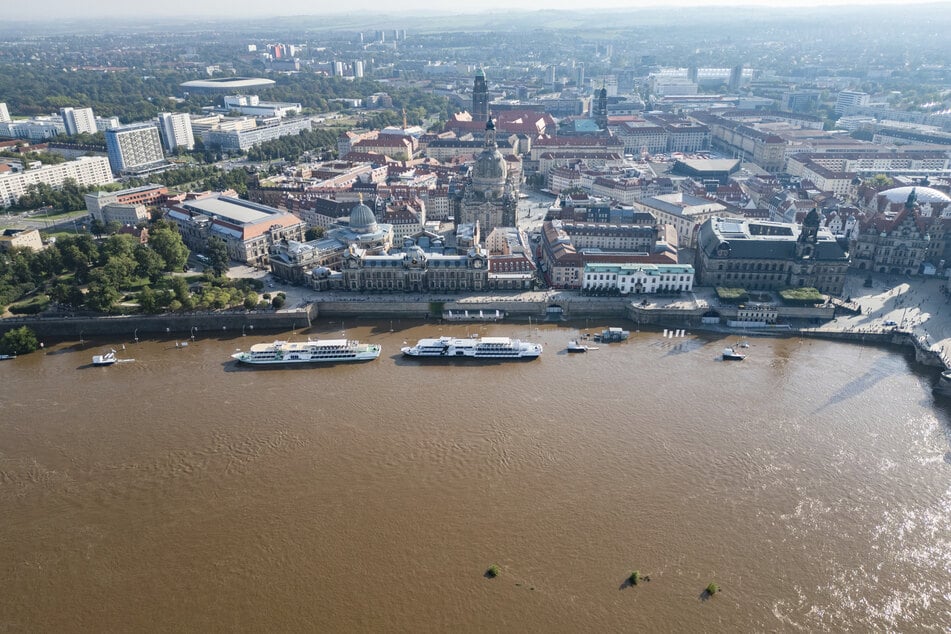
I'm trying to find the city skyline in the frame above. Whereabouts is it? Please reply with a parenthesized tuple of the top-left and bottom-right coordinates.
(6, 0, 946, 21)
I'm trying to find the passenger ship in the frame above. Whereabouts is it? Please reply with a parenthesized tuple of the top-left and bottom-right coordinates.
(401, 336, 542, 360)
(232, 339, 382, 365)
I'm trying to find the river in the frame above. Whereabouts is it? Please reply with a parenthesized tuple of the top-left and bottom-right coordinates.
(1, 320, 949, 631)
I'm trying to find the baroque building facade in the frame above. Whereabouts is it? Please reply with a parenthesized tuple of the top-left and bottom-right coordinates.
(695, 210, 849, 295)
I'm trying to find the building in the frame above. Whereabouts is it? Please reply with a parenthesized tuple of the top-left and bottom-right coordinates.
(472, 68, 488, 122)
(851, 188, 940, 276)
(84, 183, 168, 221)
(105, 123, 167, 176)
(456, 118, 519, 233)
(0, 228, 43, 252)
(637, 192, 736, 248)
(221, 95, 301, 119)
(0, 103, 10, 123)
(203, 117, 313, 152)
(538, 219, 678, 289)
(59, 107, 97, 136)
(334, 243, 489, 293)
(0, 156, 114, 208)
(98, 203, 149, 225)
(582, 262, 695, 294)
(156, 112, 195, 152)
(835, 90, 871, 116)
(164, 193, 306, 266)
(179, 77, 276, 95)
(694, 212, 849, 295)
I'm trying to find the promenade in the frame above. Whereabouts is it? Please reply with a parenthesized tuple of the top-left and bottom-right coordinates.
(230, 265, 951, 367)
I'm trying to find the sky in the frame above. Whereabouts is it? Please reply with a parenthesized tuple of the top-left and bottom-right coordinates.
(7, 0, 947, 21)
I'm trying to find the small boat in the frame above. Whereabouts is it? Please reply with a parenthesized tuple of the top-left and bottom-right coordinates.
(722, 346, 746, 361)
(567, 340, 588, 353)
(92, 350, 118, 366)
(934, 369, 951, 397)
(0, 354, 15, 360)
(596, 327, 630, 343)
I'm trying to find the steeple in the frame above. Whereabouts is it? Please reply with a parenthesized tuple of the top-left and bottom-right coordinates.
(594, 82, 608, 132)
(472, 67, 488, 121)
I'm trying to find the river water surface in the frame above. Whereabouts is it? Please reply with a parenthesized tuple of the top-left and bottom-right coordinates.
(1, 321, 950, 631)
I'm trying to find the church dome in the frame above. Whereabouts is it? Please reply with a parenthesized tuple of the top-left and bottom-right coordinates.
(474, 146, 507, 182)
(349, 200, 378, 234)
(879, 186, 951, 205)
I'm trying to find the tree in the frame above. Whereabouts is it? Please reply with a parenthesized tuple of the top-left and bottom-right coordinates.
(271, 294, 285, 309)
(305, 227, 326, 241)
(89, 218, 106, 239)
(0, 326, 39, 356)
(137, 285, 158, 313)
(133, 244, 166, 282)
(206, 236, 230, 277)
(148, 226, 189, 272)
(84, 281, 120, 313)
(100, 234, 137, 263)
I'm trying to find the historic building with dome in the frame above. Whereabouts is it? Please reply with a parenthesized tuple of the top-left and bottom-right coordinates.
(335, 243, 489, 293)
(267, 198, 392, 283)
(455, 117, 520, 233)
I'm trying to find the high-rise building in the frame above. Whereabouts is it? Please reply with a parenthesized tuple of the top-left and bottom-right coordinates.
(157, 112, 195, 152)
(728, 64, 744, 92)
(105, 123, 166, 175)
(354, 60, 364, 78)
(60, 107, 97, 135)
(0, 102, 10, 123)
(472, 68, 488, 121)
(835, 90, 871, 115)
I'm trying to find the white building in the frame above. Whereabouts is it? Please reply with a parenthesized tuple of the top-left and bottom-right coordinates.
(582, 262, 695, 294)
(0, 117, 65, 140)
(0, 103, 10, 123)
(95, 116, 121, 132)
(157, 112, 195, 152)
(222, 95, 302, 119)
(835, 90, 870, 116)
(0, 156, 114, 208)
(60, 107, 97, 135)
(105, 123, 166, 175)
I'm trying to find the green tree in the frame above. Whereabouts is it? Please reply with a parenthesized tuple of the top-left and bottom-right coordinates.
(271, 294, 285, 309)
(206, 236, 230, 277)
(100, 233, 138, 263)
(0, 326, 39, 356)
(84, 281, 120, 313)
(137, 286, 158, 313)
(148, 226, 189, 272)
(133, 244, 166, 282)
(305, 226, 326, 241)
(90, 218, 106, 239)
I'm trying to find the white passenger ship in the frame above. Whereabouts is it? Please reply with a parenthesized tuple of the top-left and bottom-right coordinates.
(232, 339, 382, 365)
(401, 336, 542, 360)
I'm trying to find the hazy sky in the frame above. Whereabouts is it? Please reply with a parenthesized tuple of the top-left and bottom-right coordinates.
(7, 0, 942, 20)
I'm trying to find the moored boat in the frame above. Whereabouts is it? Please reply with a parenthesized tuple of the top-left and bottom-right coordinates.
(595, 327, 629, 343)
(232, 339, 382, 365)
(401, 335, 542, 360)
(0, 354, 16, 360)
(567, 339, 587, 353)
(92, 350, 118, 366)
(722, 346, 746, 361)
(933, 369, 951, 397)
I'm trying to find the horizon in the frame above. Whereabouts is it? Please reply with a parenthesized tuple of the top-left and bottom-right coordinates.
(5, 0, 949, 22)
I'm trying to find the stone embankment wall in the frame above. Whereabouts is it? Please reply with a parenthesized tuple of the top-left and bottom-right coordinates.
(0, 309, 312, 339)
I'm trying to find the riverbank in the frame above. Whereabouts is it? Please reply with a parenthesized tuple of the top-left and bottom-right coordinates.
(3, 271, 949, 371)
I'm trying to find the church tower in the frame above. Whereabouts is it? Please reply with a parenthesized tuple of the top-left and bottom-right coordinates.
(796, 207, 821, 259)
(472, 68, 488, 122)
(594, 85, 608, 132)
